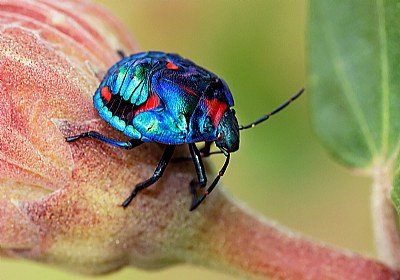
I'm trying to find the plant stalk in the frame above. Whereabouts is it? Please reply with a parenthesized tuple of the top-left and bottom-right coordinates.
(188, 193, 400, 280)
(372, 163, 400, 269)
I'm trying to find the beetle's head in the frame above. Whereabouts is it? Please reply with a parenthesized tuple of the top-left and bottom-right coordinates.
(205, 79, 239, 153)
(183, 68, 240, 153)
(215, 108, 240, 153)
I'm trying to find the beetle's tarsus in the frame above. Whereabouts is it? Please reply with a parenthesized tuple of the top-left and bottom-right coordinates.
(121, 192, 137, 208)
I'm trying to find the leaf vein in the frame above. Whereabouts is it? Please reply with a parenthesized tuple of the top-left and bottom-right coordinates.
(377, 0, 390, 157)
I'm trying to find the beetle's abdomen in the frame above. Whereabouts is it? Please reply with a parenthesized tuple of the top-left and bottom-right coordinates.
(94, 56, 154, 139)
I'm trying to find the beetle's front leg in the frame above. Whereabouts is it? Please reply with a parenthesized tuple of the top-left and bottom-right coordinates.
(199, 141, 212, 157)
(189, 143, 207, 188)
(171, 141, 214, 162)
(190, 151, 230, 211)
(188, 143, 210, 210)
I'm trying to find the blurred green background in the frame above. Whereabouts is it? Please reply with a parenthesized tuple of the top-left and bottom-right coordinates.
(2, 1, 374, 279)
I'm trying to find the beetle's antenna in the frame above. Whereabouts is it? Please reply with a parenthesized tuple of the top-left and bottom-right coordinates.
(239, 87, 304, 130)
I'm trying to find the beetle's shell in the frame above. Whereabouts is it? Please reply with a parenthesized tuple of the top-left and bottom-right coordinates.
(94, 51, 234, 144)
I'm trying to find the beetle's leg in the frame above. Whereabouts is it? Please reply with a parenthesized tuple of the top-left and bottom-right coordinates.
(121, 145, 176, 208)
(171, 141, 215, 162)
(199, 142, 212, 157)
(199, 142, 225, 157)
(189, 143, 207, 188)
(66, 131, 143, 150)
(190, 151, 230, 211)
(117, 50, 126, 59)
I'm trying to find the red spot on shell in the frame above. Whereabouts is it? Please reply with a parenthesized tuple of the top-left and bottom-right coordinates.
(135, 94, 160, 116)
(100, 86, 112, 102)
(204, 99, 228, 127)
(166, 61, 179, 70)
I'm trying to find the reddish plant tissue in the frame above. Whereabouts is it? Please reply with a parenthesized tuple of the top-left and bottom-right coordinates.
(0, 1, 399, 279)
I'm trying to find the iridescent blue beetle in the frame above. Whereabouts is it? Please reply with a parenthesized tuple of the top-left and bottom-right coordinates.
(66, 51, 303, 210)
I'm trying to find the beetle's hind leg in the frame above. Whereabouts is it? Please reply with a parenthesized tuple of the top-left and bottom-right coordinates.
(66, 131, 143, 149)
(121, 145, 176, 208)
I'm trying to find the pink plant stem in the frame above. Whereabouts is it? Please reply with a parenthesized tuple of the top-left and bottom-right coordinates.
(188, 195, 400, 280)
(372, 164, 400, 269)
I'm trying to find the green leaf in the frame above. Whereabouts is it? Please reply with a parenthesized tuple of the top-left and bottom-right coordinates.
(308, 0, 400, 168)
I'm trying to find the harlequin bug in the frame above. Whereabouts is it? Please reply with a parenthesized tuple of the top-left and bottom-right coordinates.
(66, 51, 303, 211)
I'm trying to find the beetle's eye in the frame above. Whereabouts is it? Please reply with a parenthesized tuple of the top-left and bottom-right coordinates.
(166, 61, 179, 70)
(231, 108, 236, 115)
(217, 132, 224, 141)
